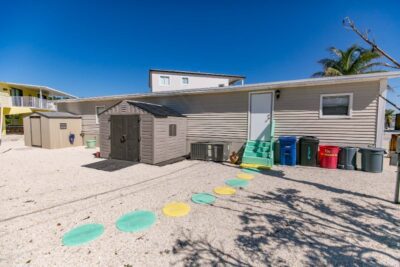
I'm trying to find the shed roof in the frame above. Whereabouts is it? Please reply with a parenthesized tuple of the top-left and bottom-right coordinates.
(32, 111, 81, 118)
(126, 101, 184, 117)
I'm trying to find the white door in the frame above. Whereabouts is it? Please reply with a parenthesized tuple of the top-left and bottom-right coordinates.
(249, 92, 273, 141)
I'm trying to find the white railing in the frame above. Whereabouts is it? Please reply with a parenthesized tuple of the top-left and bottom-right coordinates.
(9, 96, 56, 110)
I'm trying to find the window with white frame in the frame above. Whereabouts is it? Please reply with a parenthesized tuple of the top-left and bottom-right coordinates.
(320, 93, 353, 118)
(95, 106, 106, 124)
(182, 77, 189, 85)
(159, 76, 170, 86)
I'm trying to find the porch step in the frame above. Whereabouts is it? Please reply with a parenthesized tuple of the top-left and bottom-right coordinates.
(242, 155, 273, 166)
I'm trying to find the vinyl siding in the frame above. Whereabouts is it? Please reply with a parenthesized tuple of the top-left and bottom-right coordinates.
(274, 81, 379, 146)
(153, 117, 187, 164)
(58, 80, 382, 155)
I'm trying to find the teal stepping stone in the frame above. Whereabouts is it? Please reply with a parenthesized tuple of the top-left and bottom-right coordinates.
(191, 193, 216, 204)
(225, 178, 249, 188)
(116, 210, 156, 233)
(242, 168, 262, 174)
(62, 223, 104, 246)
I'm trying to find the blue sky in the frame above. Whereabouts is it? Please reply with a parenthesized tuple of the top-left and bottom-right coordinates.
(1, 1, 399, 104)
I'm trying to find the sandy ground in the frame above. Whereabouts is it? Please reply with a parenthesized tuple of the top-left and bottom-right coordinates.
(0, 136, 399, 267)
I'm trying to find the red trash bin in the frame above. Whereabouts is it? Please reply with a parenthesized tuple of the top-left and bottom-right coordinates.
(319, 145, 340, 169)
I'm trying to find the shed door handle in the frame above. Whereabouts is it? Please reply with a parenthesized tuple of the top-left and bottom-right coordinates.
(120, 135, 127, 143)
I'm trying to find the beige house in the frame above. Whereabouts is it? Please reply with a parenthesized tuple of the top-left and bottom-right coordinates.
(56, 72, 400, 156)
(149, 69, 245, 92)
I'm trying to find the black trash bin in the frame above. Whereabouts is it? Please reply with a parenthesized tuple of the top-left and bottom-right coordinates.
(359, 147, 385, 173)
(338, 147, 358, 170)
(299, 136, 319, 166)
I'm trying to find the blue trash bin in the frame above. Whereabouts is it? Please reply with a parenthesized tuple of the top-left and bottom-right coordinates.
(279, 136, 297, 166)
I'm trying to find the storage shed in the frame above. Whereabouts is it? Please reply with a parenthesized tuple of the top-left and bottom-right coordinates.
(23, 112, 82, 149)
(99, 100, 187, 164)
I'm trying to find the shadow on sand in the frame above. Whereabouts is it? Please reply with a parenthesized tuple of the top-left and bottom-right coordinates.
(170, 169, 400, 266)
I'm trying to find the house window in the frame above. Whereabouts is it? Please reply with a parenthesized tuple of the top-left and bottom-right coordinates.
(95, 106, 106, 124)
(169, 124, 177, 136)
(320, 93, 353, 118)
(60, 123, 67, 129)
(182, 77, 189, 85)
(159, 76, 170, 86)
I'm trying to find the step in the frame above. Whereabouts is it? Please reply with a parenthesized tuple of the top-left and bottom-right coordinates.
(242, 155, 273, 166)
(244, 151, 270, 158)
(245, 146, 271, 153)
(246, 141, 271, 148)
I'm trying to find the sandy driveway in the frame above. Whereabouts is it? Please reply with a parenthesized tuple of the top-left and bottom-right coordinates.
(0, 137, 399, 266)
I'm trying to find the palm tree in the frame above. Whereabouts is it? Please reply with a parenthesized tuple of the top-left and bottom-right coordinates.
(313, 45, 393, 77)
(385, 109, 395, 129)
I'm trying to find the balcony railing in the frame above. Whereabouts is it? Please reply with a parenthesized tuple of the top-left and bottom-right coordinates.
(0, 96, 56, 110)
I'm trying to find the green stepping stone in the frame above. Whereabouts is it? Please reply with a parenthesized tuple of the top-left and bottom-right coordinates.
(62, 223, 104, 246)
(191, 193, 216, 204)
(225, 178, 249, 188)
(116, 210, 156, 233)
(242, 168, 262, 174)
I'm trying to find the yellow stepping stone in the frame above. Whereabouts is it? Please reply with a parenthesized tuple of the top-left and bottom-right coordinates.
(162, 202, 191, 217)
(237, 173, 254, 180)
(214, 186, 236, 195)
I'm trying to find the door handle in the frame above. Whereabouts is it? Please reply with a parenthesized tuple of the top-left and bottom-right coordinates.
(120, 135, 127, 143)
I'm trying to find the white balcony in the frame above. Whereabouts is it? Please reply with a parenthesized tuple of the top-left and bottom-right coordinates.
(0, 96, 56, 110)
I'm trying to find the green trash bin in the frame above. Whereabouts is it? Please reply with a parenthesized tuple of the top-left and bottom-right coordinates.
(299, 136, 319, 167)
(359, 147, 385, 173)
(86, 139, 96, 149)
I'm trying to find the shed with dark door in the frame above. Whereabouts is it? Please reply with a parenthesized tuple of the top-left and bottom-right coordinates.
(23, 112, 82, 149)
(98, 100, 187, 165)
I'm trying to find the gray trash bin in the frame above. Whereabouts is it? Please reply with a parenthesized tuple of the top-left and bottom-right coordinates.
(338, 147, 358, 170)
(359, 147, 385, 173)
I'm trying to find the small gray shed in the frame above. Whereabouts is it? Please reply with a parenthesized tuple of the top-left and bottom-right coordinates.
(23, 112, 82, 149)
(99, 100, 187, 165)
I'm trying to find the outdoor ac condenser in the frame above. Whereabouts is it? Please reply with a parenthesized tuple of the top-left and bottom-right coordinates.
(190, 142, 230, 162)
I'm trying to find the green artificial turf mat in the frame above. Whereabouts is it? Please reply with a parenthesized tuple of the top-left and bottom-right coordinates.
(62, 223, 104, 246)
(116, 210, 156, 232)
(191, 193, 216, 204)
(225, 178, 249, 188)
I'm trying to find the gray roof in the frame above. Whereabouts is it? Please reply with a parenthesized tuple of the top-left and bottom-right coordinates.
(126, 101, 184, 117)
(32, 112, 81, 119)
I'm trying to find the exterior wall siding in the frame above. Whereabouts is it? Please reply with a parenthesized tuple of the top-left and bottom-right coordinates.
(58, 80, 382, 158)
(153, 117, 187, 164)
(274, 81, 379, 147)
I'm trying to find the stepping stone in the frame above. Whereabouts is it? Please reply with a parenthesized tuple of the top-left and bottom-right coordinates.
(191, 193, 216, 204)
(163, 202, 191, 217)
(213, 186, 236, 195)
(62, 223, 104, 246)
(241, 168, 262, 174)
(225, 178, 249, 188)
(116, 210, 156, 232)
(237, 173, 254, 180)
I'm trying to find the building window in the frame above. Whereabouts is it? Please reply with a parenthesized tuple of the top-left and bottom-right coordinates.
(159, 76, 170, 86)
(95, 106, 106, 124)
(169, 124, 177, 136)
(182, 77, 189, 85)
(320, 93, 353, 118)
(60, 123, 67, 129)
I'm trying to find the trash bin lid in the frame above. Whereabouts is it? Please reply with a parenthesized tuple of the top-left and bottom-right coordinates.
(299, 136, 319, 143)
(340, 146, 358, 151)
(359, 147, 385, 153)
(279, 136, 297, 142)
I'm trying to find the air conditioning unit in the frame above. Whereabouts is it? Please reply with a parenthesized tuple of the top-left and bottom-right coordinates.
(190, 142, 230, 162)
